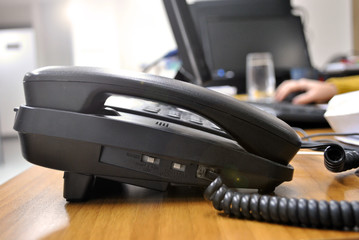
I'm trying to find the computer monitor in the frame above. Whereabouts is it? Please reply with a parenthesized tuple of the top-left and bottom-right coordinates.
(163, 0, 212, 86)
(202, 16, 312, 83)
(190, 1, 312, 92)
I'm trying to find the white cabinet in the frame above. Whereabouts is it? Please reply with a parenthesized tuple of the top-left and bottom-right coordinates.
(0, 28, 36, 136)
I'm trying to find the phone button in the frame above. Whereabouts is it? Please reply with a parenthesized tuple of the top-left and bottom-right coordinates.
(167, 110, 181, 119)
(189, 115, 203, 125)
(143, 106, 161, 113)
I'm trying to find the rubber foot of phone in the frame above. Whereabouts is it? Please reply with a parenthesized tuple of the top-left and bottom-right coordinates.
(63, 172, 94, 202)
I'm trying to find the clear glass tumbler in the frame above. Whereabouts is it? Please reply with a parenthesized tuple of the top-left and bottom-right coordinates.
(246, 52, 276, 102)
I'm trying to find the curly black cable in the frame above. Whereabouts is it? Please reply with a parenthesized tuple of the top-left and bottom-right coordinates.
(204, 177, 359, 231)
(324, 145, 359, 173)
(300, 142, 359, 173)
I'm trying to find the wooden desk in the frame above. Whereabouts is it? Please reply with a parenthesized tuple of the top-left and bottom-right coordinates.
(1, 129, 359, 240)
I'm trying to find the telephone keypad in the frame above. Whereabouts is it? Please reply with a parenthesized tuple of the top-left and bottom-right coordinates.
(105, 95, 229, 138)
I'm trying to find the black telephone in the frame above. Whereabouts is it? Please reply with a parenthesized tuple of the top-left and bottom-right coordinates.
(14, 67, 359, 231)
(14, 66, 300, 200)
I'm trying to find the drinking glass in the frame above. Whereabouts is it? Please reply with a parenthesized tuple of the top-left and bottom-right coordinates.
(246, 52, 276, 102)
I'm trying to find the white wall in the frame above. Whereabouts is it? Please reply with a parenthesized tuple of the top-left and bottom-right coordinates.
(32, 0, 73, 67)
(113, 0, 176, 71)
(291, 0, 353, 69)
(69, 0, 176, 71)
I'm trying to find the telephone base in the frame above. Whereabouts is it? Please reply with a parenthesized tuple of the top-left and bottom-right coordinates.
(14, 104, 294, 201)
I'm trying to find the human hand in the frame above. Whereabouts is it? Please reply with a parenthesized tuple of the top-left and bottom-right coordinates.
(275, 78, 338, 104)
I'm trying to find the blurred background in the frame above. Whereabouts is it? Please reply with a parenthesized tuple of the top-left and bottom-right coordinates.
(0, 0, 356, 182)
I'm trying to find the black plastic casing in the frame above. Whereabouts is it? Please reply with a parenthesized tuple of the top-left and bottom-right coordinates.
(14, 66, 300, 200)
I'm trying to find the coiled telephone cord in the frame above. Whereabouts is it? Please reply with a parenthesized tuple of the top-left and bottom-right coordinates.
(204, 177, 359, 231)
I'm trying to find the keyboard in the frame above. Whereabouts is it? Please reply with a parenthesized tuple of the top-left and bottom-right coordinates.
(247, 101, 328, 127)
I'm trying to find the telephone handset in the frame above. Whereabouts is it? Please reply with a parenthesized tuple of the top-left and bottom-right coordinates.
(14, 66, 300, 200)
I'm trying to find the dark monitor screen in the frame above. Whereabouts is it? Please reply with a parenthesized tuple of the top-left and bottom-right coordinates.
(200, 15, 312, 90)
